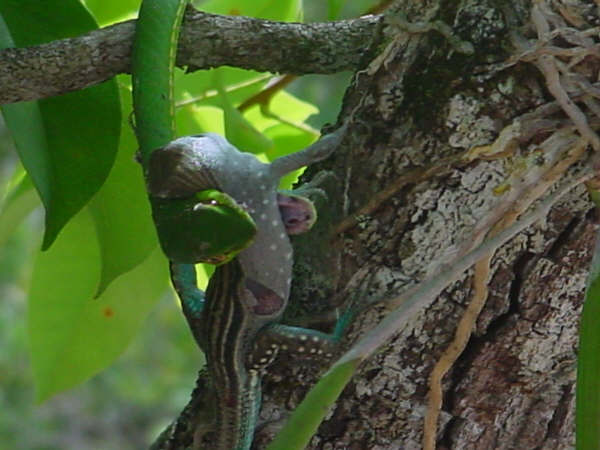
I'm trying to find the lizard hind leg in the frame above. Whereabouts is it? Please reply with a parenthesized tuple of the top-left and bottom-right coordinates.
(248, 324, 340, 373)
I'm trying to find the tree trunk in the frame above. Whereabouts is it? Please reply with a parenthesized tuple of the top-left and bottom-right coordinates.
(253, 1, 598, 448)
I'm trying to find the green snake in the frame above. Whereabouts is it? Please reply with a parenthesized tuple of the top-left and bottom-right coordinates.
(132, 0, 257, 264)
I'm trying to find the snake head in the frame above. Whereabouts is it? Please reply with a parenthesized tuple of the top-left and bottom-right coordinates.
(152, 189, 257, 264)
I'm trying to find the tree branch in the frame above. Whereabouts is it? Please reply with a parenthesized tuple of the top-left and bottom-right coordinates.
(0, 9, 381, 104)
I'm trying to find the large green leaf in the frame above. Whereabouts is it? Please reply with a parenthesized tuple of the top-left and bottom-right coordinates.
(28, 208, 168, 401)
(28, 209, 99, 401)
(0, 12, 50, 217)
(215, 73, 274, 153)
(255, 89, 319, 125)
(175, 67, 269, 111)
(576, 233, 600, 450)
(89, 80, 158, 295)
(176, 103, 225, 136)
(0, 0, 100, 45)
(244, 89, 319, 156)
(264, 124, 316, 160)
(0, 0, 121, 249)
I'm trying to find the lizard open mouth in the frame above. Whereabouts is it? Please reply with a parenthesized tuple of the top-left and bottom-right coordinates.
(277, 193, 317, 235)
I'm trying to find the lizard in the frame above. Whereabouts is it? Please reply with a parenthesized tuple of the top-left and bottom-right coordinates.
(146, 125, 348, 449)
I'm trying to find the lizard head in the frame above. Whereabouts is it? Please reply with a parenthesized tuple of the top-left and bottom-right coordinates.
(277, 193, 317, 235)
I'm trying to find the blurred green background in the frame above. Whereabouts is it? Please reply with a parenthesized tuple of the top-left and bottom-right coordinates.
(0, 0, 378, 447)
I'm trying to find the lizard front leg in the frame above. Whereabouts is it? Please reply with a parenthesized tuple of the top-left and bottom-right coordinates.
(247, 279, 368, 372)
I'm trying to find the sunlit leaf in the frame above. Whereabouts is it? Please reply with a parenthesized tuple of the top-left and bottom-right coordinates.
(243, 89, 319, 136)
(215, 73, 273, 153)
(198, 0, 302, 21)
(175, 103, 224, 136)
(266, 89, 320, 123)
(89, 80, 157, 295)
(82, 0, 140, 25)
(264, 124, 316, 159)
(29, 208, 168, 401)
(175, 68, 263, 108)
(0, 0, 121, 249)
(29, 209, 100, 401)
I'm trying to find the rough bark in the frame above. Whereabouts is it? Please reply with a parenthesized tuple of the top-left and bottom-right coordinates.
(252, 0, 598, 449)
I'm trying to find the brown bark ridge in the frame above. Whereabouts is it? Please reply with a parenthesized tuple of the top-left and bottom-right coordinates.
(251, 1, 599, 449)
(0, 8, 381, 104)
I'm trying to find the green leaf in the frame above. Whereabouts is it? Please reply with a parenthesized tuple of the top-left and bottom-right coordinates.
(265, 89, 320, 124)
(175, 104, 224, 136)
(587, 184, 600, 208)
(89, 80, 157, 296)
(215, 73, 274, 153)
(199, 0, 302, 21)
(242, 89, 319, 143)
(38, 85, 120, 249)
(175, 67, 269, 110)
(0, 96, 50, 239)
(0, 174, 40, 248)
(0, 1, 121, 249)
(29, 209, 100, 401)
(266, 360, 359, 450)
(576, 233, 600, 450)
(28, 208, 168, 401)
(82, 0, 141, 25)
(264, 124, 317, 160)
(327, 0, 346, 20)
(0, 0, 96, 45)
(0, 13, 51, 219)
